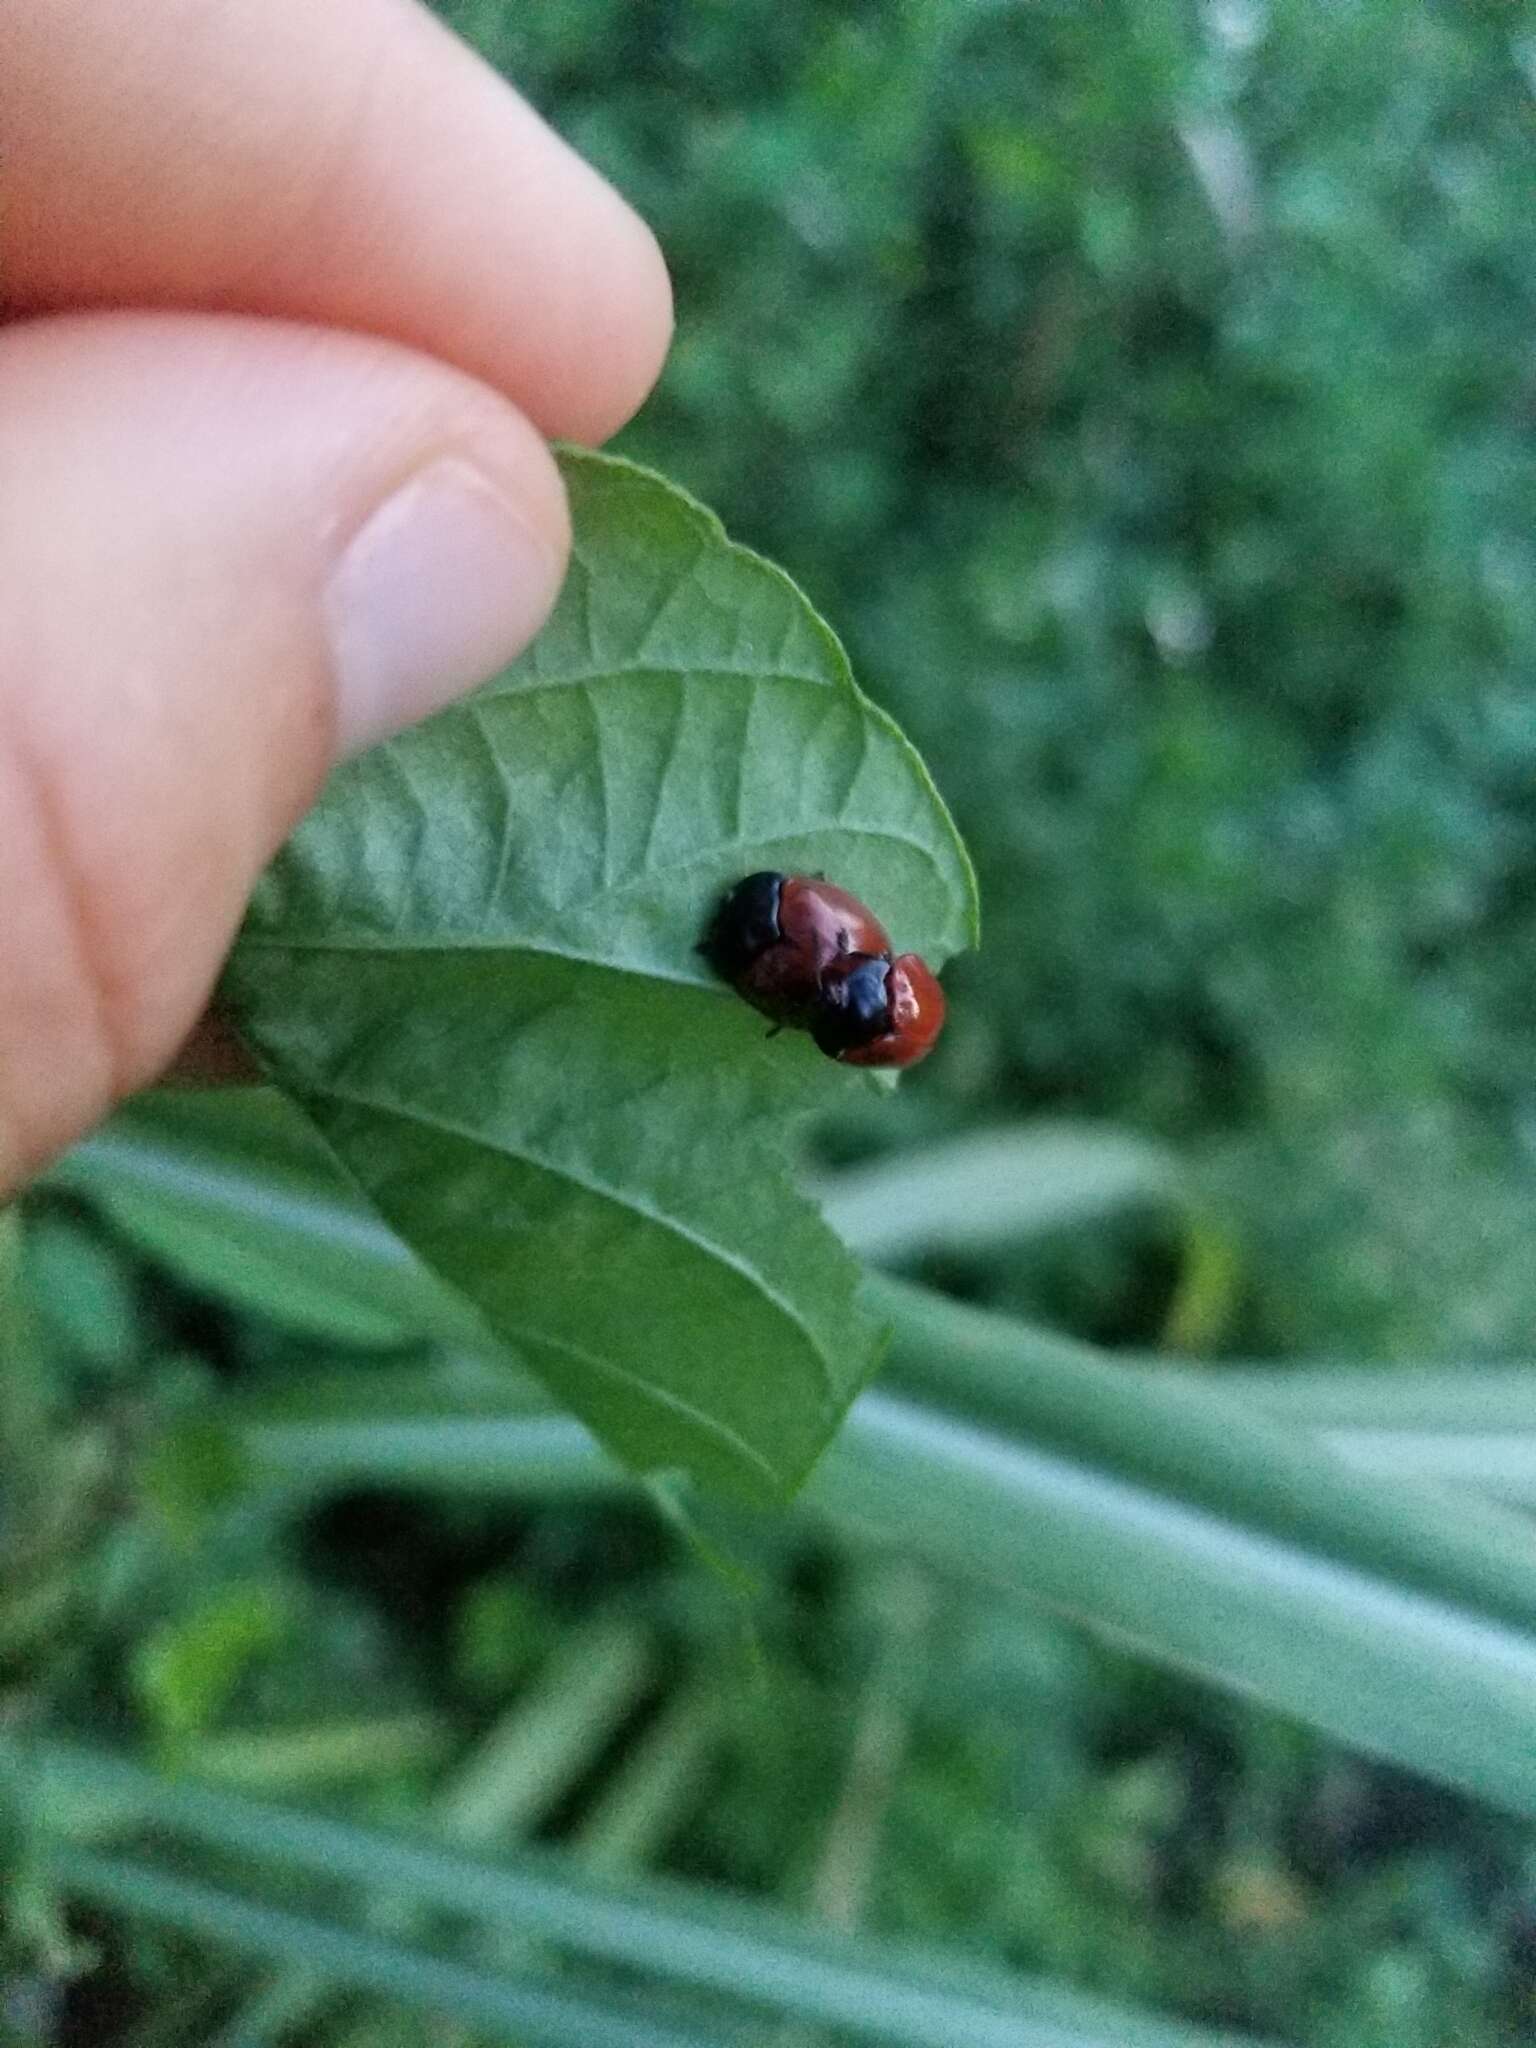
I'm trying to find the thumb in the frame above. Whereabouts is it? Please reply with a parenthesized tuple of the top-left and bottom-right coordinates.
(0, 313, 570, 1193)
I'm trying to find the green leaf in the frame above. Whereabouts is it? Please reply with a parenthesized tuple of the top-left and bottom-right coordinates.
(222, 450, 975, 1503)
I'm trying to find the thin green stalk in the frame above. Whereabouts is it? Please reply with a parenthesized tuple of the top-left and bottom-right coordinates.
(185, 1714, 450, 1790)
(809, 1568, 932, 1932)
(573, 1685, 718, 1879)
(438, 1616, 650, 1843)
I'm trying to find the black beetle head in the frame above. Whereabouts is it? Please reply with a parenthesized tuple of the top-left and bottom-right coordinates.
(811, 953, 892, 1058)
(700, 871, 785, 979)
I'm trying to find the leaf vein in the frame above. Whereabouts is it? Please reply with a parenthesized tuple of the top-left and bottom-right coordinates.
(638, 678, 688, 875)
(512, 1322, 787, 1493)
(631, 536, 712, 663)
(477, 662, 835, 699)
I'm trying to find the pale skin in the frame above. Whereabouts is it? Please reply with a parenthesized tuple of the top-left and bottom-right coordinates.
(0, 0, 673, 1198)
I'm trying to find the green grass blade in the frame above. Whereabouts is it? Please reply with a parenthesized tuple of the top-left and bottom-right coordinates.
(828, 1389, 1536, 1816)
(872, 1277, 1536, 1633)
(436, 1617, 651, 1843)
(238, 1366, 1536, 1818)
(56, 1090, 1536, 1812)
(807, 1122, 1179, 1263)
(186, 1715, 449, 1791)
(885, 1303, 1536, 1505)
(1172, 1365, 1536, 1503)
(47, 1090, 476, 1349)
(52, 1850, 735, 2048)
(33, 1744, 1266, 2048)
(208, 1619, 647, 2048)
(573, 1686, 719, 1879)
(1205, 1363, 1536, 1426)
(245, 1410, 603, 1497)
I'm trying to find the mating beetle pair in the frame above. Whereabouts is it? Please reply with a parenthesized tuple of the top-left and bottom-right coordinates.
(703, 872, 946, 1069)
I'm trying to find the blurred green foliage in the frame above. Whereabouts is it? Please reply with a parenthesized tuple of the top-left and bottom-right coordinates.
(445, 0, 1536, 1359)
(12, 1193, 1536, 2047)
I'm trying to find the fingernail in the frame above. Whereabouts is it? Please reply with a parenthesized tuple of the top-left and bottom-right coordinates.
(324, 456, 564, 757)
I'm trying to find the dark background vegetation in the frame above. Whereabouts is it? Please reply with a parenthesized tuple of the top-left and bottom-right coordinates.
(8, 2, 1536, 2043)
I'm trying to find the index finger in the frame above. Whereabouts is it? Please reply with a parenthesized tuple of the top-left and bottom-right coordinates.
(0, 0, 671, 443)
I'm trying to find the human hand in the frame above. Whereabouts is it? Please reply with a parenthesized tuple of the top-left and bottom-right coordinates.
(0, 0, 671, 1197)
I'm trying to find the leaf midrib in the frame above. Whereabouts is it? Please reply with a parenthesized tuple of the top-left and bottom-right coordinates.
(240, 821, 967, 968)
(494, 659, 836, 695)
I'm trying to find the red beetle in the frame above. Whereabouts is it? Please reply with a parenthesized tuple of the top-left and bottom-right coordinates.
(811, 951, 947, 1069)
(703, 872, 946, 1068)
(702, 871, 890, 1030)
